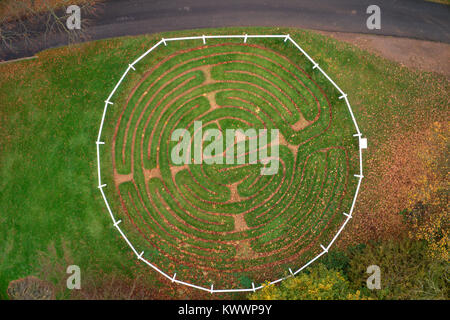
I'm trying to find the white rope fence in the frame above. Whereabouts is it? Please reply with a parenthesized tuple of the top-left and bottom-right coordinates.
(96, 34, 366, 293)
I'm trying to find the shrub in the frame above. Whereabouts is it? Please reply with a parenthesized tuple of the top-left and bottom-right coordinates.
(320, 244, 366, 275)
(405, 191, 449, 262)
(347, 239, 449, 299)
(7, 276, 54, 300)
(248, 264, 367, 300)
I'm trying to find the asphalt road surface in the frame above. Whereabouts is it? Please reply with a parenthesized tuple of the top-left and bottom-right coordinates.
(1, 0, 449, 61)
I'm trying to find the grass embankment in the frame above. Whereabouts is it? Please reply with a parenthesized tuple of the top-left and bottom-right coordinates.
(0, 27, 447, 299)
(426, 0, 450, 5)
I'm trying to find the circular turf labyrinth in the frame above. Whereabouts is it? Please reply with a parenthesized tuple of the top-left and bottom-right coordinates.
(107, 39, 359, 289)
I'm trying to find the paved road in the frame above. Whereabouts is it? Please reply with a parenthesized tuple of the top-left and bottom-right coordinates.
(2, 0, 449, 61)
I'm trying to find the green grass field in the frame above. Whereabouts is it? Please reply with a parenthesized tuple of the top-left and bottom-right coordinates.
(0, 27, 447, 299)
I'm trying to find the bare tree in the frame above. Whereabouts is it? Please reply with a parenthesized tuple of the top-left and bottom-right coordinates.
(0, 0, 99, 59)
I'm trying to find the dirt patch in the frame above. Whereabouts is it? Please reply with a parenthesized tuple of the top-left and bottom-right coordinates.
(229, 182, 244, 203)
(143, 167, 162, 180)
(233, 213, 248, 232)
(114, 171, 133, 186)
(203, 91, 219, 109)
(199, 65, 216, 85)
(315, 31, 450, 79)
(291, 116, 312, 131)
(170, 164, 188, 176)
(234, 239, 260, 260)
(278, 132, 298, 158)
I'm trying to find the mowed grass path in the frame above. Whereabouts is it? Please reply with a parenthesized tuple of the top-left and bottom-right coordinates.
(0, 27, 447, 299)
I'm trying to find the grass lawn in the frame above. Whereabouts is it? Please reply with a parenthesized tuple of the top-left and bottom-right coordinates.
(0, 27, 447, 299)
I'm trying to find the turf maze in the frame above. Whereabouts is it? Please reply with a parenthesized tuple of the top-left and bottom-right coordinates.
(109, 41, 358, 288)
